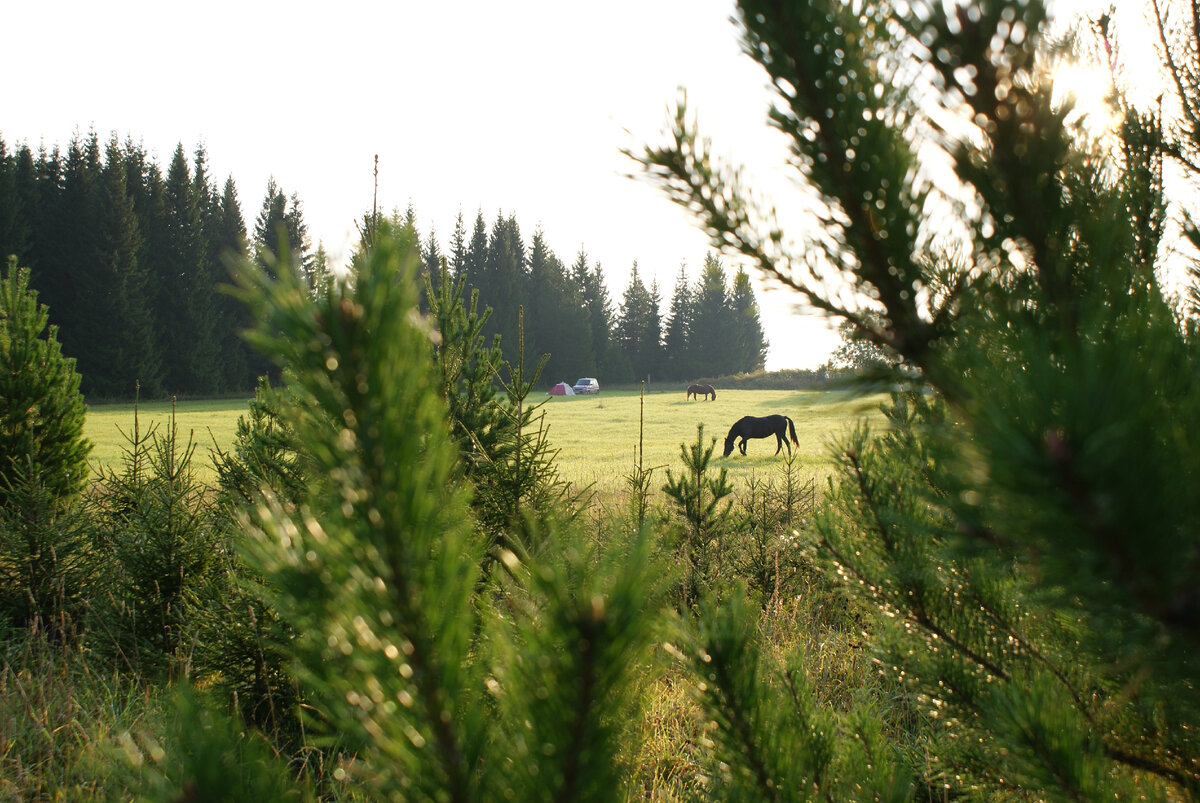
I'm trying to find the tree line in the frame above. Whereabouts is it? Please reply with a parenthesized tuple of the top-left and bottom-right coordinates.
(366, 204, 770, 387)
(0, 133, 768, 399)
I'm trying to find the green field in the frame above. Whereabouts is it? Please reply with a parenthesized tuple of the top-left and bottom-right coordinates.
(83, 389, 886, 493)
(534, 388, 884, 496)
(84, 397, 253, 482)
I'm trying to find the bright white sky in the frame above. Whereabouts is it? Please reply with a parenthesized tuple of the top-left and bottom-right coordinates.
(3, 0, 1150, 371)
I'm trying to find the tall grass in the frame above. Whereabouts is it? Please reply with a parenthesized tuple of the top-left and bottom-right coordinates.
(0, 629, 158, 800)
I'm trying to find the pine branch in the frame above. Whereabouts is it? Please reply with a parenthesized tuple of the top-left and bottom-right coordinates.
(554, 617, 598, 803)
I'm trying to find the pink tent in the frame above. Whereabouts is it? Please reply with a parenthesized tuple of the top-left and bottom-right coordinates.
(548, 382, 575, 395)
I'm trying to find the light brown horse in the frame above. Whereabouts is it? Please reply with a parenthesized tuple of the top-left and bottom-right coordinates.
(686, 383, 716, 401)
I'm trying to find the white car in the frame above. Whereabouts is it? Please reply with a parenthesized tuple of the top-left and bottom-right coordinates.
(572, 377, 600, 394)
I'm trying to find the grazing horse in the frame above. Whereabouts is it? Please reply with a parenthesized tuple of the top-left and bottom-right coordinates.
(723, 414, 799, 457)
(686, 383, 717, 401)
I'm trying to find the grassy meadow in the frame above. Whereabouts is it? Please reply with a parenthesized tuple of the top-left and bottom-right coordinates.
(84, 397, 254, 483)
(535, 387, 885, 497)
(82, 388, 887, 493)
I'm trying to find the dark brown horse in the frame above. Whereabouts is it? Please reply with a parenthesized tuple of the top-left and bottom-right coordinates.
(686, 383, 717, 401)
(723, 414, 798, 456)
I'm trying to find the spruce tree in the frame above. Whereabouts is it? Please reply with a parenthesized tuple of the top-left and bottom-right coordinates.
(213, 176, 254, 390)
(524, 228, 586, 384)
(252, 178, 289, 278)
(616, 261, 661, 384)
(0, 258, 90, 509)
(484, 212, 527, 356)
(282, 190, 313, 286)
(156, 144, 222, 395)
(689, 253, 732, 377)
(0, 258, 92, 633)
(663, 262, 694, 381)
(308, 242, 333, 298)
(422, 224, 443, 303)
(79, 137, 160, 397)
(575, 254, 619, 382)
(10, 144, 39, 267)
(124, 144, 169, 398)
(41, 133, 102, 367)
(567, 248, 598, 377)
(647, 277, 664, 380)
(461, 208, 489, 293)
(448, 208, 468, 279)
(639, 0, 1200, 796)
(26, 145, 64, 308)
(727, 267, 767, 373)
(0, 137, 31, 264)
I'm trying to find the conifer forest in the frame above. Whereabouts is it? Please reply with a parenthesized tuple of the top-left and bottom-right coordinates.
(0, 136, 769, 400)
(2, 0, 1199, 800)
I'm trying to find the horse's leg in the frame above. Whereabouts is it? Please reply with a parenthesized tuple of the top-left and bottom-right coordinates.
(774, 433, 783, 455)
(739, 437, 747, 455)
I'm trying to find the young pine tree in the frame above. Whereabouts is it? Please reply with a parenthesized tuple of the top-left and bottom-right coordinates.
(0, 259, 92, 632)
(640, 0, 1200, 796)
(0, 258, 90, 510)
(227, 222, 664, 801)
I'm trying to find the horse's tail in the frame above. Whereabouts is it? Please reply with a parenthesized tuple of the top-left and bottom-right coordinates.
(786, 416, 798, 446)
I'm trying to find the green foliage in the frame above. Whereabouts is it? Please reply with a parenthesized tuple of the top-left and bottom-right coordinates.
(0, 258, 92, 632)
(639, 0, 1200, 796)
(490, 525, 664, 801)
(230, 222, 665, 800)
(206, 378, 308, 741)
(235, 222, 490, 797)
(732, 455, 816, 605)
(0, 631, 155, 799)
(663, 424, 736, 609)
(88, 403, 221, 678)
(0, 257, 90, 509)
(427, 261, 582, 559)
(682, 591, 913, 802)
(425, 260, 525, 546)
(0, 461, 95, 634)
(213, 377, 308, 507)
(104, 686, 306, 802)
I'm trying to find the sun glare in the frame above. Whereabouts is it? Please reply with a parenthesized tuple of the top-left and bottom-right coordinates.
(1049, 58, 1121, 138)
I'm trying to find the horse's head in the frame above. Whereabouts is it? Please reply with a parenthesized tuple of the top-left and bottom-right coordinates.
(723, 435, 735, 457)
(711, 389, 717, 399)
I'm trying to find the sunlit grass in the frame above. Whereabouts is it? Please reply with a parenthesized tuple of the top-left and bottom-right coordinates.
(81, 388, 887, 492)
(535, 388, 885, 498)
(83, 397, 252, 483)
